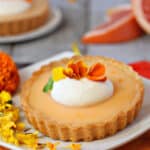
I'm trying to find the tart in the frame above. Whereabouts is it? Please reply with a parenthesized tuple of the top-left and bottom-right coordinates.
(21, 56, 144, 142)
(0, 0, 50, 36)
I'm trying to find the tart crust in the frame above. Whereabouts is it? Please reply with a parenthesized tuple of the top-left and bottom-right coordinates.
(21, 56, 144, 141)
(0, 0, 50, 36)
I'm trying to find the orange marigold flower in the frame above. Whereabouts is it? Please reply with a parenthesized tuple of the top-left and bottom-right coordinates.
(0, 51, 19, 94)
(87, 63, 107, 81)
(63, 61, 88, 79)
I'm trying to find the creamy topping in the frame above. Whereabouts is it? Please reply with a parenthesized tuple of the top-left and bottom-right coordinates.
(0, 0, 31, 15)
(51, 78, 114, 107)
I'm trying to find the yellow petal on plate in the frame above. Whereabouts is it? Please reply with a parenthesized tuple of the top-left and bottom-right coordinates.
(72, 43, 81, 56)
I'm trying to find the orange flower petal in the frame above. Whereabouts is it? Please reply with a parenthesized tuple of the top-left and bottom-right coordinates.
(68, 63, 80, 77)
(63, 68, 73, 78)
(88, 63, 105, 76)
(77, 61, 88, 77)
(87, 76, 107, 81)
(87, 63, 106, 81)
(64, 61, 88, 79)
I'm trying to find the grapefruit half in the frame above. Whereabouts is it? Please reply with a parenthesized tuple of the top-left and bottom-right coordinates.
(132, 0, 150, 33)
(82, 5, 144, 44)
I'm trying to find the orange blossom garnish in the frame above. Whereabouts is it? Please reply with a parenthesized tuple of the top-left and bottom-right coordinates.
(63, 61, 88, 79)
(44, 61, 107, 92)
(87, 63, 107, 81)
(64, 61, 106, 81)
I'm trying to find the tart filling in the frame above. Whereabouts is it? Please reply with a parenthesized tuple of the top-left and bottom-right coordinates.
(0, 0, 31, 15)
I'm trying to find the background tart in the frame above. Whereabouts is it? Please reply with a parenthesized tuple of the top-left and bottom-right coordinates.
(0, 0, 50, 36)
(21, 56, 144, 142)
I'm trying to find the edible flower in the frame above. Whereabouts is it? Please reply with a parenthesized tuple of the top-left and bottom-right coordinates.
(16, 132, 38, 149)
(87, 63, 107, 81)
(72, 43, 81, 56)
(63, 61, 88, 79)
(47, 142, 60, 150)
(0, 51, 19, 94)
(43, 59, 107, 92)
(0, 91, 12, 104)
(66, 143, 81, 150)
(52, 67, 66, 81)
(0, 90, 39, 149)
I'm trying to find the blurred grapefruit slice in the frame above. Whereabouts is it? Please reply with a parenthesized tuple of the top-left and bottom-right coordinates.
(82, 5, 144, 44)
(107, 4, 131, 19)
(132, 0, 150, 33)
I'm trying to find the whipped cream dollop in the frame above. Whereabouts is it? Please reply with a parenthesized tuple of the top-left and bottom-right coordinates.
(51, 78, 114, 107)
(0, 0, 31, 15)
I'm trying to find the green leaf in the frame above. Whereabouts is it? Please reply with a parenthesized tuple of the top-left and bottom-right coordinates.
(43, 78, 54, 93)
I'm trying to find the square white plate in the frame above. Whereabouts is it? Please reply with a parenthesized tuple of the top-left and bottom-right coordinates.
(0, 51, 150, 150)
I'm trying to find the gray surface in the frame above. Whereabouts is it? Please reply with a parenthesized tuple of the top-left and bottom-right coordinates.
(0, 0, 150, 65)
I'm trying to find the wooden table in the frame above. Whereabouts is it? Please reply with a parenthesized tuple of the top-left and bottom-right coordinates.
(0, 0, 150, 149)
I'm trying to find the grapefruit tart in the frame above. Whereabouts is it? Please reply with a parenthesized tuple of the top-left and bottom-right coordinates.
(21, 56, 144, 141)
(0, 0, 50, 36)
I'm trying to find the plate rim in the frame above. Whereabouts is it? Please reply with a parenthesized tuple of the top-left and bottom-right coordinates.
(0, 8, 63, 43)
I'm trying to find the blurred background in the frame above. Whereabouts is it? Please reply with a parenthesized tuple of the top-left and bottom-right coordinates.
(0, 0, 149, 67)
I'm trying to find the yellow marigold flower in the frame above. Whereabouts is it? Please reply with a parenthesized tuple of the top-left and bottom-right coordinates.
(4, 107, 19, 122)
(67, 143, 81, 150)
(16, 122, 25, 131)
(0, 91, 11, 104)
(47, 142, 60, 150)
(16, 132, 38, 149)
(52, 67, 66, 81)
(0, 128, 18, 145)
(0, 114, 16, 129)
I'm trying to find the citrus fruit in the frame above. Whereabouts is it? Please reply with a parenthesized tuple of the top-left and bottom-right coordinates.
(82, 5, 144, 44)
(107, 4, 131, 19)
(132, 0, 150, 33)
(129, 61, 150, 79)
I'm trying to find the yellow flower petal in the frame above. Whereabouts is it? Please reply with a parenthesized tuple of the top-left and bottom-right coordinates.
(67, 143, 81, 150)
(52, 67, 66, 81)
(16, 132, 38, 149)
(16, 122, 25, 131)
(0, 91, 12, 104)
(72, 43, 81, 56)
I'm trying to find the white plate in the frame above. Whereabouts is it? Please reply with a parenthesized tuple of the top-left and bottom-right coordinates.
(0, 51, 150, 150)
(0, 8, 62, 43)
